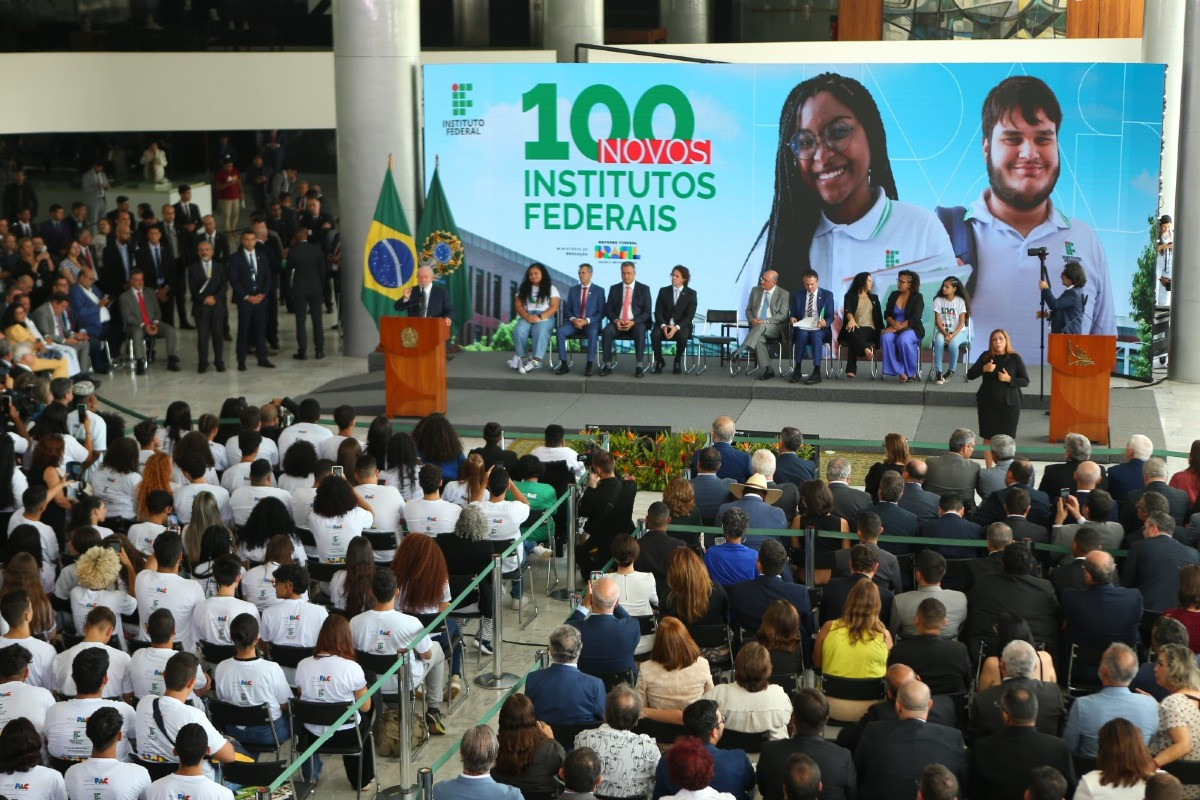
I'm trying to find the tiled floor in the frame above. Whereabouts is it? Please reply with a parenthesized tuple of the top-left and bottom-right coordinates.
(91, 323, 1196, 798)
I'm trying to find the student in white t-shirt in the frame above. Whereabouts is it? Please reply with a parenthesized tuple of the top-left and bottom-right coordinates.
(0, 591, 58, 691)
(127, 490, 171, 556)
(52, 606, 133, 699)
(329, 537, 374, 613)
(52, 525, 102, 607)
(240, 535, 309, 613)
(7, 487, 61, 566)
(64, 706, 153, 800)
(930, 275, 970, 385)
(0, 716, 67, 800)
(317, 405, 359, 462)
(353, 454, 403, 562)
(276, 398, 333, 461)
(134, 532, 206, 650)
(278, 439, 317, 494)
(530, 423, 586, 477)
(0, 641, 55, 734)
(236, 500, 305, 567)
(224, 412, 279, 470)
(193, 556, 259, 646)
(88, 437, 143, 525)
(294, 614, 373, 786)
(196, 414, 229, 474)
(173, 452, 233, 526)
(290, 459, 325, 531)
(130, 608, 207, 701)
(135, 652, 234, 781)
(213, 612, 292, 750)
(309, 476, 374, 565)
(45, 647, 137, 762)
(259, 563, 329, 684)
(476, 467, 531, 602)
(379, 431, 421, 501)
(145, 721, 234, 800)
(350, 567, 446, 733)
(70, 544, 139, 645)
(132, 419, 160, 470)
(229, 459, 293, 527)
(220, 431, 276, 495)
(403, 464, 462, 537)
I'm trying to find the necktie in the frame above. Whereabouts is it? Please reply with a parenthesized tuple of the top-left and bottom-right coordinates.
(53, 313, 61, 337)
(419, 288, 428, 317)
(579, 286, 587, 316)
(204, 260, 211, 280)
(136, 290, 149, 325)
(121, 244, 130, 277)
(673, 288, 680, 305)
(759, 291, 770, 319)
(153, 246, 160, 273)
(248, 252, 257, 288)
(83, 249, 93, 271)
(622, 285, 632, 322)
(807, 292, 815, 319)
(61, 311, 70, 335)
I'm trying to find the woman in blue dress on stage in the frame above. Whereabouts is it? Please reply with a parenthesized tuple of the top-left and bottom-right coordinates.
(881, 269, 924, 382)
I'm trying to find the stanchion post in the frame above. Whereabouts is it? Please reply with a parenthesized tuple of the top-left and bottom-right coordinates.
(538, 648, 549, 669)
(419, 767, 434, 800)
(379, 657, 419, 799)
(804, 526, 815, 588)
(474, 554, 519, 689)
(550, 484, 578, 600)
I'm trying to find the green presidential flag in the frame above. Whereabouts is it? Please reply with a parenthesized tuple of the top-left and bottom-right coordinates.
(417, 159, 469, 340)
(360, 157, 418, 327)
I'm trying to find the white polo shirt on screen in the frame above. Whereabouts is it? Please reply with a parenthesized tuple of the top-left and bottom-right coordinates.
(403, 497, 461, 536)
(172, 482, 233, 525)
(129, 646, 206, 700)
(0, 678, 55, 732)
(65, 758, 151, 800)
(134, 571, 206, 650)
(964, 191, 1114, 360)
(135, 695, 226, 780)
(229, 485, 293, 526)
(44, 697, 137, 761)
(51, 641, 133, 697)
(277, 422, 333, 460)
(193, 594, 259, 645)
(213, 656, 292, 721)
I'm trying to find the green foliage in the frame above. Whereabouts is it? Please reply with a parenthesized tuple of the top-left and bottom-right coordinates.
(462, 319, 587, 353)
(1128, 214, 1158, 380)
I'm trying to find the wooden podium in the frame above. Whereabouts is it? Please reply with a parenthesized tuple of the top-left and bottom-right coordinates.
(380, 316, 447, 418)
(1047, 333, 1116, 445)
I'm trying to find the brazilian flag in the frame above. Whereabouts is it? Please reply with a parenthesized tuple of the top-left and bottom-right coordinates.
(361, 158, 418, 327)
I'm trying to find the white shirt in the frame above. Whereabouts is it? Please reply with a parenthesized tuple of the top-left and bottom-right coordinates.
(69, 587, 138, 644)
(319, 434, 360, 461)
(530, 444, 585, 477)
(134, 571, 206, 650)
(7, 512, 59, 563)
(260, 599, 328, 682)
(219, 461, 276, 494)
(45, 698, 137, 760)
(354, 483, 404, 531)
(52, 641, 133, 697)
(129, 647, 206, 700)
(213, 656, 292, 721)
(65, 758, 151, 800)
(0, 679, 55, 732)
(2, 635, 57, 690)
(277, 473, 314, 493)
(523, 284, 561, 314)
(135, 695, 225, 780)
(71, 409, 106, 453)
(138, 448, 155, 468)
(403, 497, 461, 536)
(310, 506, 374, 563)
(169, 464, 218, 488)
(933, 295, 967, 335)
(291, 485, 318, 529)
(277, 422, 333, 461)
(295, 654, 366, 734)
(146, 773, 232, 800)
(966, 191, 1114, 359)
(228, 485, 293, 527)
(475, 498, 530, 572)
(237, 538, 306, 568)
(52, 563, 77, 601)
(90, 466, 141, 520)
(379, 467, 421, 501)
(127, 521, 166, 557)
(224, 436, 279, 469)
(350, 607, 432, 692)
(0, 465, 28, 513)
(208, 441, 229, 473)
(172, 483, 233, 525)
(240, 562, 311, 612)
(0, 766, 66, 800)
(192, 594, 259, 645)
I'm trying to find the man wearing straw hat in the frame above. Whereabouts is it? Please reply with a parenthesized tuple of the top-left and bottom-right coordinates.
(715, 473, 787, 532)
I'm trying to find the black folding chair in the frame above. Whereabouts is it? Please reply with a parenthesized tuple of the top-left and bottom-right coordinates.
(266, 642, 313, 674)
(197, 640, 237, 669)
(221, 760, 312, 800)
(364, 529, 400, 562)
(289, 699, 375, 800)
(716, 728, 770, 753)
(693, 309, 739, 375)
(551, 720, 602, 751)
(691, 623, 734, 679)
(131, 754, 177, 781)
(492, 539, 538, 630)
(820, 675, 886, 725)
(208, 699, 283, 757)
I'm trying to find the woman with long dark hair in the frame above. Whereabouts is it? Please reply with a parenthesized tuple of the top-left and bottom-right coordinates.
(0, 433, 23, 516)
(243, 534, 304, 611)
(215, 397, 247, 448)
(840, 271, 883, 380)
(67, 495, 114, 540)
(279, 439, 318, 493)
(364, 414, 392, 472)
(29, 433, 72, 535)
(237, 496, 301, 566)
(183, 491, 227, 566)
(2, 548, 55, 631)
(510, 262, 561, 374)
(881, 269, 925, 383)
(931, 275, 971, 384)
(442, 452, 487, 507)
(381, 432, 421, 500)
(197, 412, 230, 473)
(412, 412, 465, 481)
(90, 436, 141, 526)
(309, 476, 374, 564)
(661, 547, 728, 631)
(864, 433, 910, 501)
(392, 531, 464, 697)
(1075, 717, 1157, 799)
(490, 693, 564, 795)
(160, 400, 192, 455)
(190, 525, 236, 597)
(335, 438, 362, 486)
(330, 536, 376, 616)
(0, 717, 66, 798)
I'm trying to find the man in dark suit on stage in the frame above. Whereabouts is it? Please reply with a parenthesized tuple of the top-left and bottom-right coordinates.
(134, 226, 176, 326)
(774, 427, 815, 487)
(174, 185, 203, 262)
(187, 239, 227, 374)
(394, 264, 454, 327)
(523, 625, 605, 726)
(787, 269, 834, 385)
(553, 263, 605, 376)
(964, 543, 1060, 658)
(288, 228, 326, 360)
(599, 260, 651, 378)
(727, 540, 813, 638)
(689, 417, 751, 483)
(853, 680, 968, 800)
(1121, 456, 1190, 532)
(972, 459, 1052, 528)
(898, 460, 940, 522)
(228, 229, 276, 371)
(758, 689, 856, 800)
(1122, 509, 1200, 611)
(633, 503, 686, 600)
(650, 265, 696, 375)
(971, 685, 1076, 800)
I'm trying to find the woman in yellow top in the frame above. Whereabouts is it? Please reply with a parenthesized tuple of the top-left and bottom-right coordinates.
(814, 578, 893, 721)
(1, 303, 68, 378)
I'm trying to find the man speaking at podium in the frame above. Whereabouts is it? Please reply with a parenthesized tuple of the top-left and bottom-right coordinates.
(395, 264, 453, 327)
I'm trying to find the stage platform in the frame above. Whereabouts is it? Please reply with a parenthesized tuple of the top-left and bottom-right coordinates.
(308, 352, 1164, 456)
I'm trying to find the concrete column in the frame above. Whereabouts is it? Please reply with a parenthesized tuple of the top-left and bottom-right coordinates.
(1168, 0, 1200, 382)
(333, 0, 421, 358)
(1144, 0, 1186, 216)
(543, 0, 603, 62)
(661, 0, 711, 43)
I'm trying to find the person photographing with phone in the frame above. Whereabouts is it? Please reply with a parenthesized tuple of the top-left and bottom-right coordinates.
(967, 329, 1030, 466)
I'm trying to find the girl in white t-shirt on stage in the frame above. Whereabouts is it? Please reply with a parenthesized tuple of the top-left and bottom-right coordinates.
(931, 276, 970, 385)
(511, 263, 561, 374)
(0, 716, 67, 800)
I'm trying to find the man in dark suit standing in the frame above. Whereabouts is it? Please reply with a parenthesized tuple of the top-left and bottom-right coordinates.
(599, 260, 651, 378)
(1106, 434, 1153, 504)
(228, 229, 276, 371)
(787, 269, 834, 385)
(872, 472, 919, 557)
(758, 689, 856, 800)
(774, 427, 816, 487)
(826, 457, 872, 524)
(633, 503, 686, 600)
(727, 540, 813, 638)
(394, 264, 453, 328)
(898, 460, 940, 522)
(853, 680, 968, 800)
(523, 625, 605, 726)
(101, 224, 136, 298)
(553, 263, 605, 376)
(287, 227, 326, 360)
(972, 459, 1052, 528)
(1061, 551, 1141, 671)
(134, 226, 176, 327)
(174, 185, 203, 263)
(972, 685, 1076, 800)
(195, 215, 230, 263)
(39, 204, 72, 258)
(1122, 509, 1200, 611)
(187, 239, 227, 374)
(1121, 457, 1190, 531)
(650, 265, 696, 375)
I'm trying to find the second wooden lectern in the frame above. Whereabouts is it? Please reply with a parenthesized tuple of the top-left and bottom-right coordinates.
(1047, 333, 1116, 445)
(380, 316, 447, 418)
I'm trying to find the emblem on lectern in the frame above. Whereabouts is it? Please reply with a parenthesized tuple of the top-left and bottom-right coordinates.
(1066, 340, 1094, 367)
(401, 327, 419, 348)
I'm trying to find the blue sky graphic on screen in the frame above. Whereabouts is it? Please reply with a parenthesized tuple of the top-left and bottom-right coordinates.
(422, 62, 1165, 363)
(369, 238, 415, 289)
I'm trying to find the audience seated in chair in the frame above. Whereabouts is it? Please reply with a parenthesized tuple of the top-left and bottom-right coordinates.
(890, 550, 967, 640)
(652, 699, 755, 800)
(1063, 642, 1158, 759)
(566, 576, 640, 683)
(757, 688, 857, 800)
(887, 598, 971, 695)
(524, 625, 605, 727)
(574, 684, 661, 800)
(971, 684, 1077, 800)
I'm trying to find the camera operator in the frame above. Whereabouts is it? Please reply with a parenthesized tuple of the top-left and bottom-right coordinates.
(577, 448, 635, 579)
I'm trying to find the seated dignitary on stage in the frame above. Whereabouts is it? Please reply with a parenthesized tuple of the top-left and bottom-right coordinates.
(968, 640, 1065, 743)
(119, 267, 180, 374)
(650, 265, 696, 375)
(523, 625, 605, 726)
(787, 269, 833, 385)
(734, 269, 789, 381)
(652, 699, 755, 800)
(886, 598, 971, 695)
(510, 262, 560, 375)
(923, 428, 981, 506)
(964, 542, 1060, 659)
(566, 577, 639, 682)
(727, 539, 813, 637)
(553, 263, 605, 376)
(757, 688, 857, 800)
(970, 684, 1076, 800)
(598, 260, 651, 378)
(890, 549, 967, 639)
(1063, 642, 1159, 758)
(839, 271, 884, 381)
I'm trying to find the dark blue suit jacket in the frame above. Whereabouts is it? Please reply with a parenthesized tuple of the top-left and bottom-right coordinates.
(821, 573, 894, 624)
(919, 514, 983, 559)
(774, 453, 816, 487)
(1061, 583, 1141, 656)
(690, 441, 752, 483)
(602, 281, 651, 326)
(395, 283, 454, 319)
(690, 474, 734, 522)
(972, 482, 1052, 528)
(228, 247, 275, 302)
(1106, 459, 1146, 504)
(1121, 534, 1200, 611)
(871, 502, 919, 555)
(654, 743, 754, 800)
(523, 663, 605, 725)
(563, 282, 606, 322)
(788, 287, 835, 345)
(567, 604, 640, 676)
(727, 574, 814, 639)
(1041, 285, 1084, 334)
(68, 283, 107, 338)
